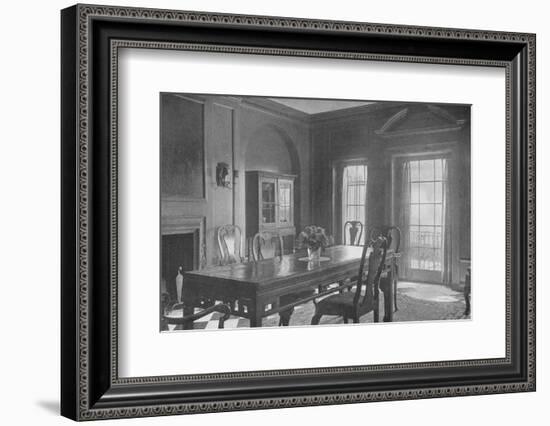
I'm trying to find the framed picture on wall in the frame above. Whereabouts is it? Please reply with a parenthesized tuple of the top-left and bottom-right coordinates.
(61, 4, 536, 421)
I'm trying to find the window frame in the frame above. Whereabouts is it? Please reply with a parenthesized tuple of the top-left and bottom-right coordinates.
(332, 158, 369, 245)
(342, 163, 368, 245)
(407, 157, 447, 273)
(391, 150, 455, 284)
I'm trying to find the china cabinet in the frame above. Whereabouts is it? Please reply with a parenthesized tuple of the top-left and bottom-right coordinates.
(245, 171, 296, 252)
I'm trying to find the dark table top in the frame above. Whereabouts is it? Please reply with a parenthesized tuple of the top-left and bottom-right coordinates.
(184, 245, 366, 285)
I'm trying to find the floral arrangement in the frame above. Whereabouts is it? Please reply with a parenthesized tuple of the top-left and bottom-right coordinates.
(296, 225, 332, 251)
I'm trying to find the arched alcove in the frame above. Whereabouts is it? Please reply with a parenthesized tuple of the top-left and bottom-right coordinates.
(244, 124, 300, 175)
(243, 124, 302, 238)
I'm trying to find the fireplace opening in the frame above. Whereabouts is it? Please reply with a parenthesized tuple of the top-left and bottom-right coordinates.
(161, 232, 197, 302)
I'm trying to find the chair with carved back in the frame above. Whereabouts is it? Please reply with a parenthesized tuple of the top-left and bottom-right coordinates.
(344, 220, 363, 246)
(217, 224, 243, 265)
(311, 236, 388, 324)
(160, 295, 231, 331)
(368, 226, 401, 311)
(251, 231, 284, 261)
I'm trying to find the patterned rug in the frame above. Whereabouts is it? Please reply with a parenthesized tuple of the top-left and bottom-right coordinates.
(165, 282, 469, 331)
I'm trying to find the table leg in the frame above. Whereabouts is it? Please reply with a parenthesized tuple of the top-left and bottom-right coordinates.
(383, 268, 394, 322)
(182, 305, 194, 330)
(249, 299, 263, 327)
(464, 267, 471, 316)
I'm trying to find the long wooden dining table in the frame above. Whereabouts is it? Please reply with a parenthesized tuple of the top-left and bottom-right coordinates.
(182, 245, 395, 328)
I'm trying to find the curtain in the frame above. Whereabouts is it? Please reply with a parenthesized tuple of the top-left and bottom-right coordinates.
(441, 159, 452, 284)
(399, 162, 411, 278)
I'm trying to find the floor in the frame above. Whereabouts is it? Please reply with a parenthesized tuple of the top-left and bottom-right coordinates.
(165, 281, 469, 331)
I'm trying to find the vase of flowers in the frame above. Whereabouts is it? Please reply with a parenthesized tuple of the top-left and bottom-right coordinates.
(296, 225, 332, 261)
(307, 246, 322, 262)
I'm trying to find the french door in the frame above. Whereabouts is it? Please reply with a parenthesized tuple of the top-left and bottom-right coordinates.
(403, 157, 448, 283)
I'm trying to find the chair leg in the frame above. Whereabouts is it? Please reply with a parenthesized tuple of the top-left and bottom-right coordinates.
(393, 280, 398, 312)
(217, 306, 231, 329)
(343, 316, 349, 324)
(393, 265, 399, 312)
(279, 307, 294, 326)
(464, 275, 471, 316)
(311, 312, 322, 325)
(160, 317, 169, 331)
(338, 279, 347, 294)
(352, 315, 360, 324)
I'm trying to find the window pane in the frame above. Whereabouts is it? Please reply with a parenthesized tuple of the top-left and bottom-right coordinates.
(409, 225, 419, 246)
(346, 166, 353, 181)
(410, 161, 419, 181)
(416, 227, 431, 248)
(435, 159, 443, 180)
(410, 204, 419, 225)
(262, 206, 275, 223)
(419, 182, 435, 203)
(410, 182, 419, 203)
(262, 182, 275, 202)
(433, 228, 442, 248)
(425, 255, 434, 271)
(279, 180, 290, 224)
(283, 207, 290, 222)
(419, 204, 435, 225)
(418, 159, 434, 181)
(354, 165, 361, 181)
(356, 166, 364, 181)
(359, 185, 366, 204)
(434, 181, 443, 203)
(280, 184, 289, 203)
(434, 246, 442, 259)
(435, 204, 443, 226)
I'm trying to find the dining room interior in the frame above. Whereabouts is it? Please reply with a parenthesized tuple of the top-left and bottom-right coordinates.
(159, 93, 472, 331)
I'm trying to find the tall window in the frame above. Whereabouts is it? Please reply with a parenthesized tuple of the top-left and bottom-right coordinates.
(342, 164, 368, 244)
(407, 158, 446, 272)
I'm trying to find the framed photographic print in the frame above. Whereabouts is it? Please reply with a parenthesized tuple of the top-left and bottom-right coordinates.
(61, 3, 536, 421)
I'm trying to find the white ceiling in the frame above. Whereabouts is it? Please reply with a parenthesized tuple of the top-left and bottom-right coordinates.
(268, 98, 374, 115)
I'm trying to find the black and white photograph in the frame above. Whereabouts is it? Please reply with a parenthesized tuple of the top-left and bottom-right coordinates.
(159, 94, 472, 331)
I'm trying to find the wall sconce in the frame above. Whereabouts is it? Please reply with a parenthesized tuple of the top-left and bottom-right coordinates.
(216, 162, 232, 188)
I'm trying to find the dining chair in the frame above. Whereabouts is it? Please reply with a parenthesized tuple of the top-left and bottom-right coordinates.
(217, 224, 243, 265)
(311, 236, 387, 325)
(344, 220, 363, 246)
(160, 295, 231, 330)
(369, 225, 401, 311)
(251, 231, 284, 261)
